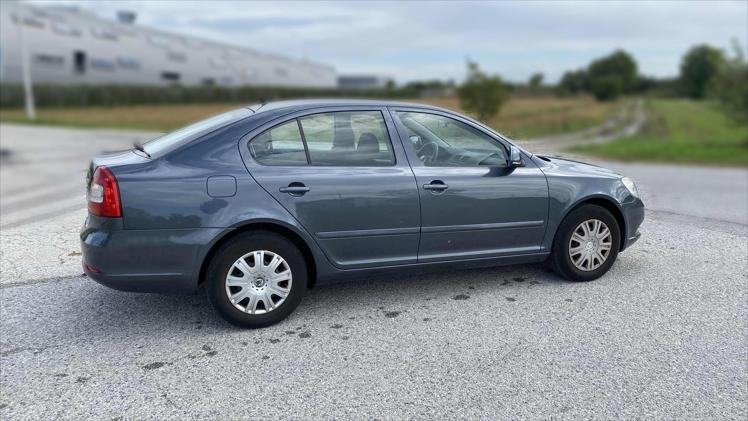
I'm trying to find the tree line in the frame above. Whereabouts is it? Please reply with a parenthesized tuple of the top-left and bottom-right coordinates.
(458, 42, 747, 123)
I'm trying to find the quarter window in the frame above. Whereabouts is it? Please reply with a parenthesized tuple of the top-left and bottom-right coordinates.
(396, 111, 508, 167)
(249, 121, 308, 166)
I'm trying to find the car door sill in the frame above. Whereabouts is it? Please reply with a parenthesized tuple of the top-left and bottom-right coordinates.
(421, 220, 544, 233)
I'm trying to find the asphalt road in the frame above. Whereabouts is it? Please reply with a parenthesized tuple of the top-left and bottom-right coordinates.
(1, 123, 747, 419)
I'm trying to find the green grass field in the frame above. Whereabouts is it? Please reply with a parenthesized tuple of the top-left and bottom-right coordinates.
(570, 99, 748, 166)
(0, 95, 618, 139)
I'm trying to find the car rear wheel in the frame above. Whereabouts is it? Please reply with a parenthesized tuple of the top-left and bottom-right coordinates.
(551, 204, 620, 282)
(206, 231, 307, 328)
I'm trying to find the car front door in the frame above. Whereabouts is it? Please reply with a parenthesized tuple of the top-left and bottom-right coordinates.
(242, 107, 421, 269)
(391, 108, 549, 263)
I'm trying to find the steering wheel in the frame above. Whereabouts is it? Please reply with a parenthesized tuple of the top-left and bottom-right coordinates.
(416, 142, 439, 165)
(477, 152, 503, 166)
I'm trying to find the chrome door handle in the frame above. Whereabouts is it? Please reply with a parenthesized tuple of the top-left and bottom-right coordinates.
(279, 183, 310, 196)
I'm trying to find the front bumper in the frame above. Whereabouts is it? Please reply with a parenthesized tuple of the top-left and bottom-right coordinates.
(620, 198, 645, 251)
(80, 215, 224, 293)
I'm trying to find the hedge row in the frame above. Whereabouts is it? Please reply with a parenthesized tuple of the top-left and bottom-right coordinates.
(0, 84, 417, 108)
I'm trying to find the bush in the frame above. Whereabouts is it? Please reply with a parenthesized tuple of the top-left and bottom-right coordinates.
(457, 61, 508, 121)
(0, 84, 416, 108)
(557, 50, 637, 101)
(558, 69, 589, 95)
(588, 50, 638, 93)
(591, 76, 623, 101)
(679, 45, 726, 99)
(709, 43, 748, 123)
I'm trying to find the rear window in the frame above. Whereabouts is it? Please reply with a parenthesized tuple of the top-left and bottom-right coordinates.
(143, 108, 252, 156)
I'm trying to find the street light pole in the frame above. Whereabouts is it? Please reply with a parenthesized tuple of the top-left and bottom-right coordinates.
(18, 4, 36, 120)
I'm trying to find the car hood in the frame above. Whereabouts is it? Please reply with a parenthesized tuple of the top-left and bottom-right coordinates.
(536, 154, 621, 179)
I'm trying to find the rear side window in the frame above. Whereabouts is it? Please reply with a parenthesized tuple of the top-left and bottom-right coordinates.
(299, 111, 394, 166)
(249, 111, 395, 167)
(249, 120, 308, 166)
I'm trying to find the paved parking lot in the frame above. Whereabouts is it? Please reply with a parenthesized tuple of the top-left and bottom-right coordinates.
(1, 123, 746, 419)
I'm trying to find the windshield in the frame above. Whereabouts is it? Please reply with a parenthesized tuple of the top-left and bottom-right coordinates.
(143, 108, 253, 156)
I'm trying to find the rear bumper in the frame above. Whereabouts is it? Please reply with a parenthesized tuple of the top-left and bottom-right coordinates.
(80, 215, 224, 293)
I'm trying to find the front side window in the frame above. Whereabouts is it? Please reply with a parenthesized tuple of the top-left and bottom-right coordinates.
(298, 111, 395, 166)
(249, 120, 308, 166)
(396, 111, 508, 167)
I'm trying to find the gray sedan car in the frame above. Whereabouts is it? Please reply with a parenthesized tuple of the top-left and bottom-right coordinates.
(82, 100, 644, 327)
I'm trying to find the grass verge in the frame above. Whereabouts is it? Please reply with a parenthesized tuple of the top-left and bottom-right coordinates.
(411, 96, 619, 139)
(0, 95, 618, 138)
(569, 99, 748, 166)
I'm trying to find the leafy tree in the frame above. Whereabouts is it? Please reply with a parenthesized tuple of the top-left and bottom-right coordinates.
(529, 72, 544, 89)
(590, 75, 623, 101)
(558, 69, 589, 94)
(709, 42, 748, 123)
(588, 50, 638, 97)
(458, 61, 508, 121)
(679, 45, 726, 99)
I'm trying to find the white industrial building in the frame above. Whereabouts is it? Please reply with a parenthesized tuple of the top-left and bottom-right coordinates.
(0, 3, 337, 88)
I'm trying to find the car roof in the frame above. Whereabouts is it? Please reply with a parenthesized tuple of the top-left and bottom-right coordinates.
(247, 99, 452, 115)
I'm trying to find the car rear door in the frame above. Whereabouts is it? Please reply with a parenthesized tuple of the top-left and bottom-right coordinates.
(242, 107, 421, 269)
(390, 108, 549, 262)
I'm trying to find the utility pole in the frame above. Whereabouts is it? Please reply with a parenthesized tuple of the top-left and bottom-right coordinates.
(18, 4, 36, 120)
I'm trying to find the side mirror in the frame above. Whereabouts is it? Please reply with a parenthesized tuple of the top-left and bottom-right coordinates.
(509, 146, 524, 167)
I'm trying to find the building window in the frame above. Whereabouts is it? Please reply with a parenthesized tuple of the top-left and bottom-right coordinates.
(22, 17, 46, 29)
(161, 71, 180, 82)
(91, 27, 118, 41)
(117, 57, 140, 70)
(52, 22, 81, 37)
(33, 54, 64, 67)
(201, 78, 216, 86)
(184, 39, 203, 49)
(115, 27, 138, 37)
(275, 67, 288, 77)
(74, 51, 86, 74)
(91, 58, 115, 71)
(148, 34, 171, 48)
(210, 58, 227, 69)
(166, 51, 187, 63)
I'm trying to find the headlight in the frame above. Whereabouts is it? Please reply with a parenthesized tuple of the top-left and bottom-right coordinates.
(621, 176, 639, 198)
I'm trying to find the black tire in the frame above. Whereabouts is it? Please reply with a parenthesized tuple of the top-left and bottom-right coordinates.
(550, 204, 621, 282)
(206, 231, 307, 328)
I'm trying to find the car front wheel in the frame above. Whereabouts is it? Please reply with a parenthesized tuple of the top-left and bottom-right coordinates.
(551, 204, 621, 282)
(206, 231, 307, 328)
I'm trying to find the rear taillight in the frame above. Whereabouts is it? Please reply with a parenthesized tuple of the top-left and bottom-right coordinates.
(88, 166, 122, 218)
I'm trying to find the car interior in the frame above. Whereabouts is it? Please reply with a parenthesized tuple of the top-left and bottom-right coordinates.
(398, 113, 509, 167)
(249, 112, 395, 166)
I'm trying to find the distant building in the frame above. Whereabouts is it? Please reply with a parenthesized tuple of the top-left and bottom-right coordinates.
(0, 3, 337, 88)
(337, 75, 394, 90)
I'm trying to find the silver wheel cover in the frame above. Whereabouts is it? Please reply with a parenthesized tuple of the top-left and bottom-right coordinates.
(225, 250, 292, 314)
(569, 219, 612, 271)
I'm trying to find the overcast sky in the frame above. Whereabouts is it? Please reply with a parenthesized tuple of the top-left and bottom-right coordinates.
(28, 0, 748, 83)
